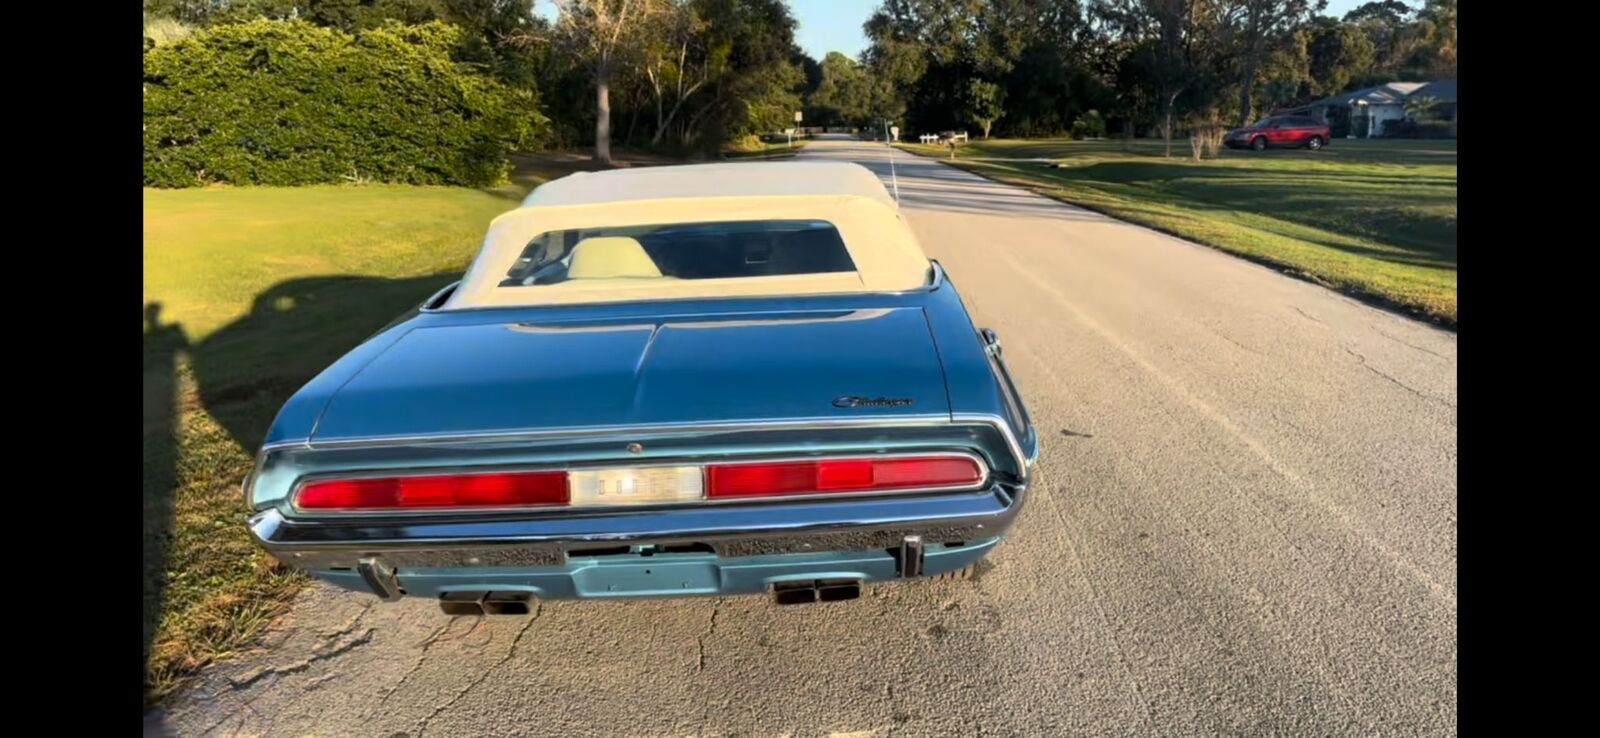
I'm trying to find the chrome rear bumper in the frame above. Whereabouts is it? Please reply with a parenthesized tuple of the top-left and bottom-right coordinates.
(249, 480, 1026, 570)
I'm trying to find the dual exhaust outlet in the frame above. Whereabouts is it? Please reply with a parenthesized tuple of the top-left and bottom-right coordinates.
(438, 590, 534, 616)
(769, 578, 862, 605)
(427, 535, 926, 612)
(434, 581, 863, 613)
(767, 534, 921, 606)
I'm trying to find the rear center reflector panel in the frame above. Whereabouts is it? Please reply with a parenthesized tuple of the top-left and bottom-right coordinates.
(569, 466, 705, 505)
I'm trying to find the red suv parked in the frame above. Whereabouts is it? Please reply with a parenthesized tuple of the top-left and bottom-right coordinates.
(1224, 116, 1331, 151)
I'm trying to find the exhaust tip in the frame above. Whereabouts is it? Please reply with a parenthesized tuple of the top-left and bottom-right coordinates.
(771, 578, 861, 605)
(482, 591, 533, 615)
(772, 582, 818, 605)
(439, 591, 486, 616)
(440, 591, 535, 615)
(817, 580, 861, 602)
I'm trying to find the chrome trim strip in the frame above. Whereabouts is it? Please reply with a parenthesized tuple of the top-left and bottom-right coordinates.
(288, 415, 955, 450)
(418, 263, 947, 315)
(418, 281, 462, 312)
(951, 412, 1032, 473)
(256, 415, 1032, 498)
(249, 478, 1027, 563)
(506, 308, 896, 334)
(286, 451, 992, 518)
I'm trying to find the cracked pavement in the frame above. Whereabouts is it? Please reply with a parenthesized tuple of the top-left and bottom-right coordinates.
(149, 138, 1456, 736)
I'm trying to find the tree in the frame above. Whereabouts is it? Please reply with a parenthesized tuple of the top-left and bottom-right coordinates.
(1218, 0, 1322, 127)
(810, 51, 875, 126)
(569, 0, 804, 151)
(1410, 0, 1455, 78)
(640, 0, 716, 145)
(1403, 93, 1437, 121)
(548, 0, 663, 163)
(1255, 27, 1310, 112)
(1341, 0, 1412, 26)
(964, 78, 1005, 137)
(1096, 0, 1220, 157)
(1305, 16, 1373, 96)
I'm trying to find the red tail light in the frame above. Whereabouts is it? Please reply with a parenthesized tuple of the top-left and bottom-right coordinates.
(706, 455, 983, 499)
(295, 471, 569, 510)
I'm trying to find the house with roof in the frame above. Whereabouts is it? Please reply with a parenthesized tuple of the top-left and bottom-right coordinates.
(1410, 79, 1457, 136)
(1282, 80, 1456, 138)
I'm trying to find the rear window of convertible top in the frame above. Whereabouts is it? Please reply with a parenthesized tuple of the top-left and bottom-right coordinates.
(499, 219, 856, 286)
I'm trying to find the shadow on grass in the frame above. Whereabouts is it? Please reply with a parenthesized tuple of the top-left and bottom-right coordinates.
(142, 303, 189, 698)
(190, 273, 460, 453)
(142, 272, 458, 703)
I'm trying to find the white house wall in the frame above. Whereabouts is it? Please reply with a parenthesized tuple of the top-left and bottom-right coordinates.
(1356, 104, 1406, 137)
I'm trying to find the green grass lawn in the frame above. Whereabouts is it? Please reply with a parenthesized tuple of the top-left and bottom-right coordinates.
(898, 138, 1457, 325)
(143, 184, 515, 704)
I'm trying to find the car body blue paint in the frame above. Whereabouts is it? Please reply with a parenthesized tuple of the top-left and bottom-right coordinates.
(249, 264, 1037, 604)
(310, 306, 948, 440)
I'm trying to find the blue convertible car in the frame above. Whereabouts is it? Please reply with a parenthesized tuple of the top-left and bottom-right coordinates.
(246, 161, 1037, 613)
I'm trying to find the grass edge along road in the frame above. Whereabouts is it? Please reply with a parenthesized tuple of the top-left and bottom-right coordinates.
(896, 139, 1456, 328)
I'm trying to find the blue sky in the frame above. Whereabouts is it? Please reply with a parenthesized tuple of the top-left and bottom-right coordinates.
(789, 0, 1381, 61)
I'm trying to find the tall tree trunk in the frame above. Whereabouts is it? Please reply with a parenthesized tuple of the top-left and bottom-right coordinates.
(1162, 96, 1176, 158)
(646, 66, 665, 146)
(625, 102, 640, 148)
(982, 120, 992, 139)
(1237, 56, 1259, 127)
(594, 56, 612, 164)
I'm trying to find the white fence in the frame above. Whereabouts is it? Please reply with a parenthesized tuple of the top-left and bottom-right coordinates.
(918, 132, 969, 144)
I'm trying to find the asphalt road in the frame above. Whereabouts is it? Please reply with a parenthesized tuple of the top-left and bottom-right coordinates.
(152, 138, 1457, 736)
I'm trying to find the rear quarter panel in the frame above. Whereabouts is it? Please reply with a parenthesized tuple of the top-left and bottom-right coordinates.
(921, 270, 1037, 476)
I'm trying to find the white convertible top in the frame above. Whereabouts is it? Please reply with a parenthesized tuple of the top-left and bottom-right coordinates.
(520, 161, 899, 208)
(443, 161, 931, 309)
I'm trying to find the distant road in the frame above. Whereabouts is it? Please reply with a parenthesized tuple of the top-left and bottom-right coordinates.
(155, 138, 1456, 736)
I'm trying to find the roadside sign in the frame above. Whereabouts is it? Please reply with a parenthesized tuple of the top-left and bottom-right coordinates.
(794, 111, 803, 123)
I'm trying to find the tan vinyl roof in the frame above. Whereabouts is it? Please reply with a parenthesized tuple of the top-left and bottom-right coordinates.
(443, 162, 930, 309)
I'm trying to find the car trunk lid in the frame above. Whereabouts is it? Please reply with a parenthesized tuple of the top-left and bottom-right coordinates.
(309, 306, 949, 441)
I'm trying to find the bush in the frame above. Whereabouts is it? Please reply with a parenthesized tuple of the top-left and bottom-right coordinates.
(1189, 124, 1225, 160)
(1070, 110, 1107, 140)
(1382, 118, 1454, 139)
(1381, 118, 1413, 138)
(143, 19, 547, 188)
(1418, 120, 1454, 139)
(143, 17, 193, 48)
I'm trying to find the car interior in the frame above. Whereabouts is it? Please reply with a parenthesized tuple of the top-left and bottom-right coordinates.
(501, 220, 858, 286)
